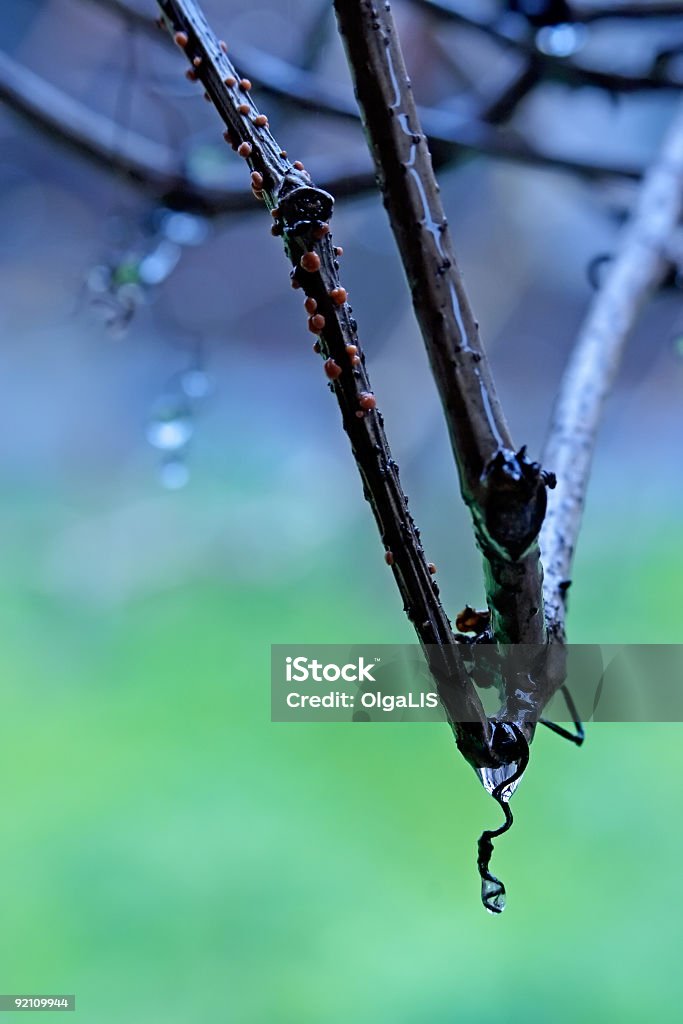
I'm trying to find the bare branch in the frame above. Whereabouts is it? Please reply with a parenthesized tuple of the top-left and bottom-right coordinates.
(334, 0, 554, 646)
(571, 2, 683, 23)
(82, 0, 646, 183)
(540, 97, 683, 640)
(152, 0, 504, 765)
(0, 48, 395, 210)
(418, 0, 683, 92)
(0, 49, 179, 188)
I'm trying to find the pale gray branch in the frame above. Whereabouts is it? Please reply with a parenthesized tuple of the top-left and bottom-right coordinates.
(540, 98, 683, 640)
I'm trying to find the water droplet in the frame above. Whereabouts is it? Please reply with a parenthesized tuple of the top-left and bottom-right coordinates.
(181, 369, 210, 399)
(138, 240, 181, 286)
(535, 23, 585, 57)
(477, 761, 523, 801)
(481, 877, 506, 915)
(160, 458, 190, 490)
(146, 406, 193, 451)
(161, 210, 209, 246)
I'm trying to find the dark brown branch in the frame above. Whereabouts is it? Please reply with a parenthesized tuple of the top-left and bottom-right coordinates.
(153, 0, 503, 767)
(334, 1, 552, 647)
(540, 97, 683, 641)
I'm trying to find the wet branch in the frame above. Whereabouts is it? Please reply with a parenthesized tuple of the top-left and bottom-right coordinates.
(334, 0, 553, 646)
(153, 0, 501, 765)
(540, 96, 683, 641)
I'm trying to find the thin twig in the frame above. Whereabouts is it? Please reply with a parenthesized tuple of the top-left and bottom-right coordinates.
(0, 48, 390, 209)
(0, 49, 179, 187)
(417, 0, 683, 92)
(152, 0, 506, 767)
(571, 2, 683, 23)
(0, 45, 644, 221)
(86, 0, 646, 178)
(540, 97, 683, 641)
(334, 0, 554, 646)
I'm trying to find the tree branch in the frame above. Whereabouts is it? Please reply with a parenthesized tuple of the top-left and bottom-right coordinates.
(82, 0, 646, 182)
(0, 41, 644, 223)
(0, 49, 180, 188)
(334, 0, 554, 646)
(540, 96, 683, 640)
(152, 0, 506, 767)
(571, 2, 683, 23)
(418, 0, 683, 92)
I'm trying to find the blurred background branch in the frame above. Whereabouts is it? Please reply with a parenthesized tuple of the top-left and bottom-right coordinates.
(13, 0, 683, 220)
(541, 94, 683, 640)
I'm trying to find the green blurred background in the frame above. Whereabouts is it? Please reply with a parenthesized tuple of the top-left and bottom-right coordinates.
(1, 1, 682, 1021)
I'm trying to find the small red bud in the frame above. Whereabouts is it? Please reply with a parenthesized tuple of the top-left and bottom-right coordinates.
(359, 392, 376, 412)
(237, 142, 252, 158)
(308, 314, 326, 334)
(300, 252, 321, 273)
(324, 358, 342, 380)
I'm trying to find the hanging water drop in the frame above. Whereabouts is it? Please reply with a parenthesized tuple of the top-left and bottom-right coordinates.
(477, 761, 523, 800)
(138, 240, 181, 286)
(146, 404, 193, 451)
(474, 724, 529, 915)
(160, 210, 209, 246)
(481, 877, 506, 915)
